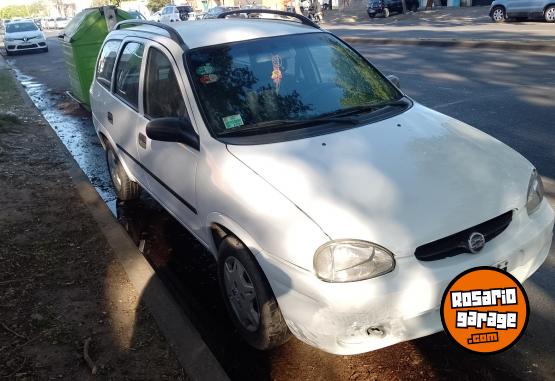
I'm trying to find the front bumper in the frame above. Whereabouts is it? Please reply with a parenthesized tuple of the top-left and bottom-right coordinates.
(256, 200, 554, 355)
(5, 39, 47, 52)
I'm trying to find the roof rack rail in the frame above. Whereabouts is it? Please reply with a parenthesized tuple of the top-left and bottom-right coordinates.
(217, 9, 321, 29)
(113, 20, 188, 50)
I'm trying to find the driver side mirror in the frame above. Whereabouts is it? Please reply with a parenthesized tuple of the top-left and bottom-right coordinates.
(146, 117, 199, 150)
(387, 74, 400, 89)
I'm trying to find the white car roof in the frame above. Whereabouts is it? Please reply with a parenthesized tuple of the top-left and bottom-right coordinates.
(121, 19, 322, 49)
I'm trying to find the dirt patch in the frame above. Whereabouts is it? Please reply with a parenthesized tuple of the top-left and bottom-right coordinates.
(0, 66, 186, 379)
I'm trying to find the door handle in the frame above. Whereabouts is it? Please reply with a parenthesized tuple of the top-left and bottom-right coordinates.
(107, 112, 113, 124)
(138, 133, 147, 149)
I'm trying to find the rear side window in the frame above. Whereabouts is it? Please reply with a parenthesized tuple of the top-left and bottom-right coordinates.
(96, 40, 121, 89)
(144, 48, 187, 119)
(114, 42, 144, 109)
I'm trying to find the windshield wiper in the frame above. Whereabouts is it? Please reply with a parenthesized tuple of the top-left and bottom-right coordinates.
(219, 116, 358, 137)
(319, 98, 409, 118)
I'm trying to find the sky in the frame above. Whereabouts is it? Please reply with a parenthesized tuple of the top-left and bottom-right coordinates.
(0, 0, 42, 6)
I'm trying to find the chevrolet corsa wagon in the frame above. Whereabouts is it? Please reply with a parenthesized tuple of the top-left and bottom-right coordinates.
(90, 11, 554, 355)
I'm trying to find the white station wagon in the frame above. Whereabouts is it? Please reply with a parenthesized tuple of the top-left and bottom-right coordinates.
(90, 11, 554, 355)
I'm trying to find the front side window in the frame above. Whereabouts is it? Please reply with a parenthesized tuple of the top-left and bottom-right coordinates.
(144, 48, 187, 119)
(187, 33, 401, 137)
(96, 40, 121, 88)
(114, 42, 144, 109)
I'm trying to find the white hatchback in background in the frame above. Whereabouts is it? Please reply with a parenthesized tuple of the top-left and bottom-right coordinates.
(4, 19, 48, 55)
(55, 17, 70, 29)
(90, 11, 554, 355)
(159, 5, 195, 22)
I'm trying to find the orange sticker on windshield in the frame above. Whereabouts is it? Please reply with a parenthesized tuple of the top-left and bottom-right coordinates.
(441, 267, 529, 354)
(271, 54, 282, 94)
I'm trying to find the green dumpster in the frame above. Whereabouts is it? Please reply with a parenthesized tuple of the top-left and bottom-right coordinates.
(60, 6, 132, 109)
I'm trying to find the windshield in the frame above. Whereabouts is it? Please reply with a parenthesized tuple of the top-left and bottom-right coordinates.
(6, 22, 38, 33)
(187, 33, 401, 136)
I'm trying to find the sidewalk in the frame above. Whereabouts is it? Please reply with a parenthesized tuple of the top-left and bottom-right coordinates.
(0, 57, 187, 379)
(323, 5, 555, 50)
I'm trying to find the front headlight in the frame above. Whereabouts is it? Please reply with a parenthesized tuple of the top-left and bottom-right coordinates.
(5, 36, 15, 41)
(526, 169, 544, 215)
(314, 239, 395, 282)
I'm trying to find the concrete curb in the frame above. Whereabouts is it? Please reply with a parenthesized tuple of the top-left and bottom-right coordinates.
(339, 36, 555, 52)
(1, 55, 229, 381)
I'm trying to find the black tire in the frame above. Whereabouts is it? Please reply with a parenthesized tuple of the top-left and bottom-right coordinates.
(42, 47, 49, 53)
(383, 8, 390, 18)
(491, 6, 506, 23)
(545, 5, 555, 22)
(411, 2, 418, 12)
(218, 235, 290, 350)
(5, 50, 12, 56)
(105, 145, 139, 201)
(368, 13, 375, 18)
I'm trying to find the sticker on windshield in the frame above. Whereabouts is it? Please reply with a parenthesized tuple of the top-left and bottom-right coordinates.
(271, 54, 282, 94)
(222, 114, 244, 129)
(199, 74, 219, 85)
(196, 63, 215, 76)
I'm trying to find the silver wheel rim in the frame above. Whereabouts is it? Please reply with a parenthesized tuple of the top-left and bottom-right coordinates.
(493, 9, 504, 21)
(547, 8, 555, 21)
(107, 149, 122, 192)
(223, 257, 260, 332)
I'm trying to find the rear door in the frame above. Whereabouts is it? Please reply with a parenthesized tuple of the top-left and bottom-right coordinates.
(135, 42, 201, 235)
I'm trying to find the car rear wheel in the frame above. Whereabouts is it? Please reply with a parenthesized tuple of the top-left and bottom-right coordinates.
(545, 6, 555, 22)
(106, 145, 139, 201)
(383, 7, 390, 17)
(218, 235, 290, 350)
(368, 13, 375, 18)
(491, 6, 506, 22)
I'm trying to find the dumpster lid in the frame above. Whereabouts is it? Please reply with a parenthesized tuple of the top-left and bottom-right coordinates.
(62, 6, 128, 42)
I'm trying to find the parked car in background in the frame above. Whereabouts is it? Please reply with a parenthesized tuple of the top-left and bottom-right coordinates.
(45, 18, 56, 29)
(4, 19, 48, 55)
(490, 0, 555, 22)
(367, 0, 418, 18)
(33, 18, 42, 30)
(91, 12, 553, 355)
(55, 17, 70, 29)
(202, 6, 237, 18)
(127, 10, 146, 20)
(159, 5, 195, 22)
(148, 10, 161, 22)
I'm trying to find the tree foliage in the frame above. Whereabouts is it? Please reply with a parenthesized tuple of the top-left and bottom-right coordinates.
(0, 2, 47, 19)
(146, 0, 166, 12)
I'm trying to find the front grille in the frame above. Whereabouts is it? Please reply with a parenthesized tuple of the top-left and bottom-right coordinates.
(16, 44, 38, 50)
(414, 211, 513, 261)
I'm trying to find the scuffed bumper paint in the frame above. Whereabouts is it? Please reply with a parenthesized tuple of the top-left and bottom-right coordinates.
(255, 200, 554, 355)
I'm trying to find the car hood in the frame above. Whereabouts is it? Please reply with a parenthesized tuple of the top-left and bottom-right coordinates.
(6, 31, 42, 39)
(227, 103, 533, 258)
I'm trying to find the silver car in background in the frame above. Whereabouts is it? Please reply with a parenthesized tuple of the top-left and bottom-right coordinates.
(490, 0, 555, 22)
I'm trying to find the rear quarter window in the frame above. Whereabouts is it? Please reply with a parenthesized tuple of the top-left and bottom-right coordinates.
(96, 40, 121, 89)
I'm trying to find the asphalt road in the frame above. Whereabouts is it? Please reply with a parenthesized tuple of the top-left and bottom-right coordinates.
(4, 32, 555, 380)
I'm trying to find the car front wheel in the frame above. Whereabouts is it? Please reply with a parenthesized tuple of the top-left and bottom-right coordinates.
(106, 145, 139, 200)
(545, 6, 555, 22)
(218, 235, 290, 350)
(383, 7, 390, 17)
(491, 6, 506, 22)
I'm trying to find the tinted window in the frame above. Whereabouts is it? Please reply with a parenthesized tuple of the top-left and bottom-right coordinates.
(114, 42, 144, 109)
(6, 22, 37, 33)
(144, 48, 187, 119)
(96, 40, 121, 88)
(187, 33, 399, 135)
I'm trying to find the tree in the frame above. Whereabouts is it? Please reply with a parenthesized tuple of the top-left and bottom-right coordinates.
(147, 0, 166, 12)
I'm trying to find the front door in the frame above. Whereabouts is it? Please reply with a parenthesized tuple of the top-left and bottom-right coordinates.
(136, 43, 202, 238)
